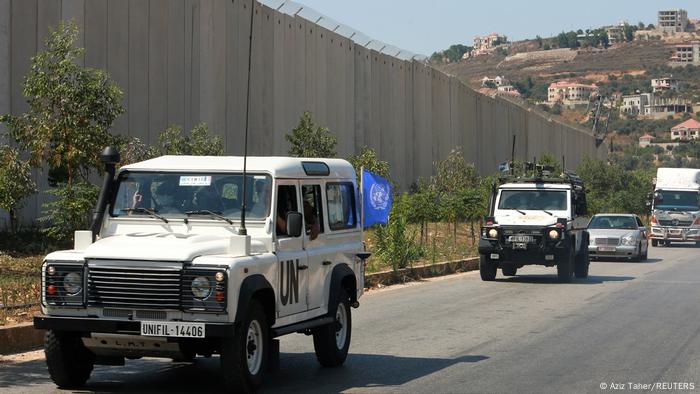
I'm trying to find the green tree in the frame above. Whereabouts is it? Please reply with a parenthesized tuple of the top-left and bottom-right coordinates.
(347, 146, 391, 181)
(157, 123, 224, 156)
(538, 152, 563, 174)
(286, 111, 337, 158)
(0, 145, 37, 232)
(1, 21, 124, 184)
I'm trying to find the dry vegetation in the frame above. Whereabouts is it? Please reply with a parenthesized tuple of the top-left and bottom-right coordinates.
(0, 255, 42, 326)
(364, 221, 479, 274)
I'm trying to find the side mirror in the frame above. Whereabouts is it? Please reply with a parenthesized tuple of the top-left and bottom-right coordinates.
(286, 212, 303, 238)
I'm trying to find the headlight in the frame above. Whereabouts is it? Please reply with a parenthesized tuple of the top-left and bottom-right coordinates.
(621, 233, 636, 246)
(63, 272, 83, 295)
(191, 276, 212, 300)
(548, 229, 560, 239)
(488, 229, 499, 238)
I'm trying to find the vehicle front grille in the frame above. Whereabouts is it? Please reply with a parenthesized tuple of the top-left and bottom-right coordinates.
(595, 237, 620, 246)
(658, 219, 693, 227)
(87, 266, 182, 309)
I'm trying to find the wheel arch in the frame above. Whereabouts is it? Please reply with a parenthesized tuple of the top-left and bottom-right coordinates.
(235, 274, 275, 327)
(328, 264, 357, 312)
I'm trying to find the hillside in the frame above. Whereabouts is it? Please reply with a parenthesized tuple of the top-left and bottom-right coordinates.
(440, 41, 674, 88)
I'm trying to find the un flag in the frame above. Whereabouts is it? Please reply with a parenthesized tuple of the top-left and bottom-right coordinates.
(362, 169, 392, 228)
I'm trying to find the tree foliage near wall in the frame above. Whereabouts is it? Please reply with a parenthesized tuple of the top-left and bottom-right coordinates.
(347, 146, 391, 181)
(1, 21, 124, 185)
(286, 111, 337, 158)
(0, 146, 37, 232)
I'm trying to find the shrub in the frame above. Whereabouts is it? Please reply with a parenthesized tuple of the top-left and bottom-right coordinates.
(374, 213, 424, 272)
(286, 111, 337, 158)
(0, 145, 37, 232)
(158, 123, 224, 156)
(39, 182, 100, 244)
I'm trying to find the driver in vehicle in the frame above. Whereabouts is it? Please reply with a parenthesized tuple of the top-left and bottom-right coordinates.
(154, 179, 181, 213)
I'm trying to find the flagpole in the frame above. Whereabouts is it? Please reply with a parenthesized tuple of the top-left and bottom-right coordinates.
(360, 166, 365, 245)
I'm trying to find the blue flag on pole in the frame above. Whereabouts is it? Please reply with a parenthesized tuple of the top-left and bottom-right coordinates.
(362, 169, 392, 228)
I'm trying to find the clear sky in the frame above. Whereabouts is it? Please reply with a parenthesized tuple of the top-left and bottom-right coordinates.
(293, 1, 700, 55)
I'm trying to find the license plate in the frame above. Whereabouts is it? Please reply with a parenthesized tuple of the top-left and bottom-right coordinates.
(598, 247, 616, 252)
(508, 235, 533, 243)
(512, 242, 528, 250)
(141, 321, 205, 338)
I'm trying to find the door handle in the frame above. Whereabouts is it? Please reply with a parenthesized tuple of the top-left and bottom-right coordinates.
(322, 261, 332, 266)
(297, 264, 308, 270)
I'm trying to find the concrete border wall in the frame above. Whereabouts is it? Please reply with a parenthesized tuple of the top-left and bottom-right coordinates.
(0, 0, 607, 225)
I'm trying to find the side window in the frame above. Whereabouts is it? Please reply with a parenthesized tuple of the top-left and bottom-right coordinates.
(302, 185, 324, 240)
(636, 217, 644, 227)
(276, 185, 298, 236)
(326, 183, 357, 231)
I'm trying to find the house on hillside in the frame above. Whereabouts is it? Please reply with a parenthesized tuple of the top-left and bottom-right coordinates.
(620, 93, 692, 119)
(651, 77, 679, 92)
(497, 85, 521, 97)
(547, 81, 598, 108)
(639, 134, 654, 147)
(606, 24, 625, 44)
(670, 41, 700, 64)
(472, 33, 508, 56)
(671, 118, 700, 140)
(658, 9, 688, 33)
(481, 76, 508, 87)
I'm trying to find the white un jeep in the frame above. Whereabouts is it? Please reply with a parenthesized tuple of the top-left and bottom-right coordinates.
(34, 148, 367, 392)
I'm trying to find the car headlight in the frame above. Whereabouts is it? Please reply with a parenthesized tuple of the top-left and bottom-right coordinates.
(548, 229, 560, 239)
(621, 233, 636, 246)
(191, 276, 212, 300)
(63, 272, 83, 295)
(488, 228, 498, 238)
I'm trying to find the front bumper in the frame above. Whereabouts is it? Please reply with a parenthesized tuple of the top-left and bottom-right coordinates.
(34, 315, 235, 338)
(478, 238, 569, 265)
(588, 244, 638, 258)
(650, 226, 700, 241)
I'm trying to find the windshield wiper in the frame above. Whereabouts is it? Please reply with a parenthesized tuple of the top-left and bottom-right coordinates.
(185, 210, 234, 225)
(120, 208, 169, 223)
(515, 209, 527, 215)
(541, 210, 554, 216)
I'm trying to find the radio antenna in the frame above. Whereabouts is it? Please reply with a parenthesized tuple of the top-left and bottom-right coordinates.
(239, 0, 255, 236)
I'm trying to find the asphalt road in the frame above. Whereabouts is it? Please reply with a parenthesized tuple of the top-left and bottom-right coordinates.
(2, 244, 700, 393)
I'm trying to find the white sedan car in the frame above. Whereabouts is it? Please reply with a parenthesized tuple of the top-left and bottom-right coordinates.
(588, 214, 649, 261)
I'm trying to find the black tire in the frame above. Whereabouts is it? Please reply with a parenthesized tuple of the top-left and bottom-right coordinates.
(651, 239, 658, 247)
(501, 266, 517, 276)
(221, 299, 269, 393)
(641, 245, 648, 261)
(557, 246, 574, 283)
(44, 330, 95, 389)
(574, 246, 589, 279)
(313, 289, 352, 367)
(479, 255, 497, 281)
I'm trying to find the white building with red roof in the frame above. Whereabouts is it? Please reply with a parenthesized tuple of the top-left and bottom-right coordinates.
(639, 134, 655, 147)
(671, 118, 700, 140)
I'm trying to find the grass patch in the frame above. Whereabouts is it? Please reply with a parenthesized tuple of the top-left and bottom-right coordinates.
(0, 255, 43, 326)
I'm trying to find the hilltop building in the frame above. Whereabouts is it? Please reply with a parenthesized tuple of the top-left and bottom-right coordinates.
(547, 81, 598, 108)
(472, 33, 508, 56)
(671, 41, 700, 64)
(606, 24, 625, 44)
(651, 77, 679, 92)
(658, 9, 688, 33)
(671, 118, 700, 141)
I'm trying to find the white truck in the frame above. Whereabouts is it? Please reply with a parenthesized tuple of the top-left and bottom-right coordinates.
(479, 169, 590, 283)
(34, 148, 368, 392)
(650, 167, 700, 247)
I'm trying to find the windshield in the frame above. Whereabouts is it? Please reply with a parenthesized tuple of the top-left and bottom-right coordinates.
(498, 190, 568, 211)
(110, 172, 272, 220)
(588, 216, 637, 230)
(653, 190, 699, 211)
